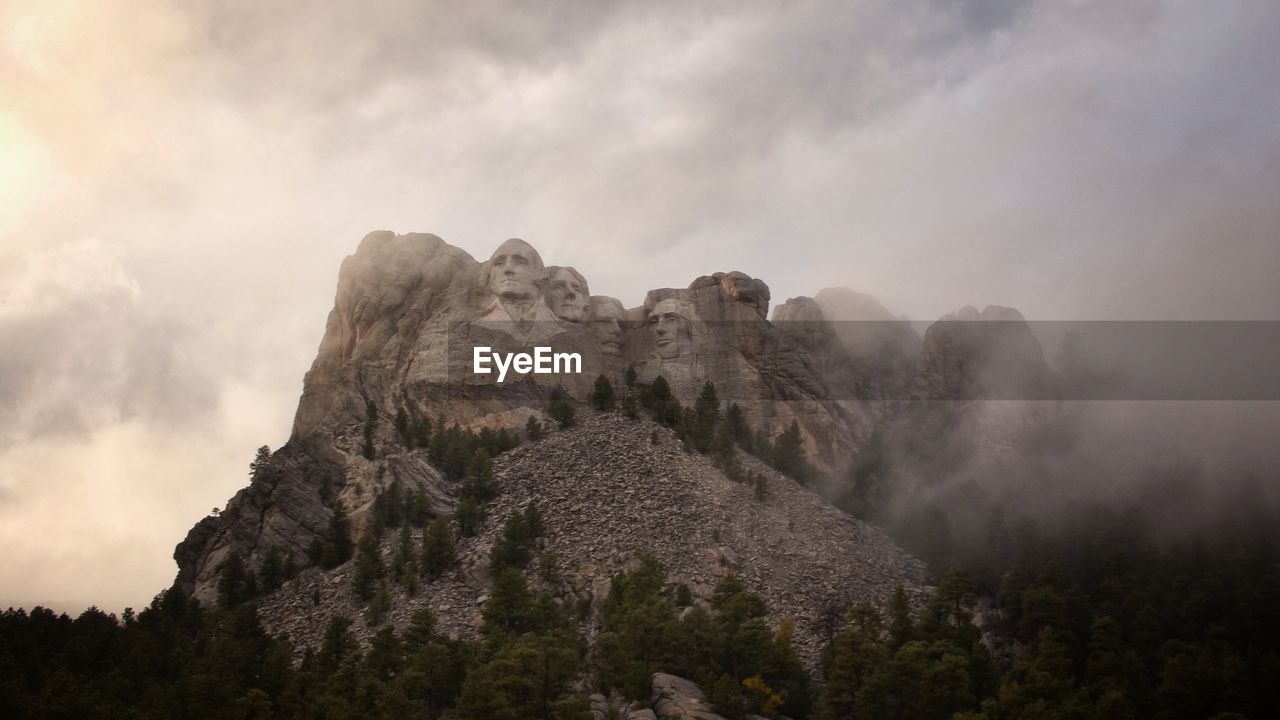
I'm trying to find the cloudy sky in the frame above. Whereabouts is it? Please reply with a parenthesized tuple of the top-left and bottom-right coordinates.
(2, 0, 1278, 612)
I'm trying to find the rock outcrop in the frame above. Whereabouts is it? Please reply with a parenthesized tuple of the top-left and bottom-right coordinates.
(173, 232, 1051, 682)
(913, 305, 1052, 401)
(177, 234, 908, 609)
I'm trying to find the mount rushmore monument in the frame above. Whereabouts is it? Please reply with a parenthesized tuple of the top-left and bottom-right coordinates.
(289, 231, 910, 471)
(174, 231, 1049, 664)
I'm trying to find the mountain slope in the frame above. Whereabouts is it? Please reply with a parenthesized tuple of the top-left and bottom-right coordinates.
(252, 410, 926, 667)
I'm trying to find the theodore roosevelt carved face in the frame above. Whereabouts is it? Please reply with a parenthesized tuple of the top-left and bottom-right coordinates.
(589, 296, 626, 355)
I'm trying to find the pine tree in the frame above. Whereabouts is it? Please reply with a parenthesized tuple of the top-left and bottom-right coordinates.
(772, 420, 808, 483)
(821, 602, 888, 719)
(320, 500, 353, 568)
(249, 445, 271, 481)
(523, 503, 544, 538)
(392, 525, 418, 593)
(690, 381, 720, 453)
(260, 547, 284, 592)
(412, 415, 432, 449)
(317, 616, 359, 674)
(548, 387, 576, 428)
(366, 626, 405, 681)
(218, 550, 255, 608)
(889, 585, 914, 649)
(753, 472, 768, 501)
(461, 448, 496, 503)
(455, 498, 483, 538)
(624, 364, 637, 388)
(525, 415, 545, 441)
(590, 374, 616, 411)
(725, 402, 753, 451)
(365, 579, 392, 625)
(353, 523, 385, 601)
(489, 510, 536, 573)
(422, 517, 457, 578)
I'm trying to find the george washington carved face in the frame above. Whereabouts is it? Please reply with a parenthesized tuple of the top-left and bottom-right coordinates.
(539, 266, 589, 323)
(483, 238, 544, 301)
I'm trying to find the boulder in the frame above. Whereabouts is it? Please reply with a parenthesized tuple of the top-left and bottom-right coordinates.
(650, 673, 727, 720)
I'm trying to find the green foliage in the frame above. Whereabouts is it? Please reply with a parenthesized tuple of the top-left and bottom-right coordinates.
(481, 570, 569, 642)
(372, 479, 404, 529)
(259, 547, 286, 593)
(422, 517, 456, 578)
(724, 403, 752, 450)
(489, 507, 545, 574)
(365, 579, 392, 626)
(548, 387, 576, 429)
(588, 558, 810, 717)
(455, 631, 589, 720)
(624, 364, 637, 388)
(639, 376, 683, 427)
(525, 415, 545, 441)
(819, 583, 991, 720)
(590, 374, 616, 411)
(752, 472, 768, 501)
(771, 420, 810, 484)
(411, 415, 432, 449)
(218, 551, 256, 608)
(391, 525, 418, 594)
(460, 449, 497, 504)
(813, 508, 1280, 720)
(353, 522, 385, 602)
(249, 445, 272, 481)
(621, 393, 638, 419)
(455, 498, 484, 538)
(0, 593, 491, 720)
(428, 419, 516, 480)
(689, 381, 721, 452)
(320, 497, 355, 568)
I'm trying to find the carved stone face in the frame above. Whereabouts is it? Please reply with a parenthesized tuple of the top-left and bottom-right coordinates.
(589, 296, 625, 355)
(541, 266, 589, 322)
(486, 239, 543, 301)
(650, 298, 691, 360)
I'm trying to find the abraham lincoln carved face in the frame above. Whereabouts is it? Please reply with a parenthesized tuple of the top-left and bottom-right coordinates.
(650, 298, 693, 360)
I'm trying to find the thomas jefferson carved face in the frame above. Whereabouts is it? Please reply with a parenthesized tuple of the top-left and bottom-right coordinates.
(540, 266, 589, 322)
(650, 298, 692, 360)
(589, 296, 626, 355)
(485, 239, 543, 301)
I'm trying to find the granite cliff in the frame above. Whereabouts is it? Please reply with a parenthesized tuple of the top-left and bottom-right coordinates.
(174, 232, 1051, 675)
